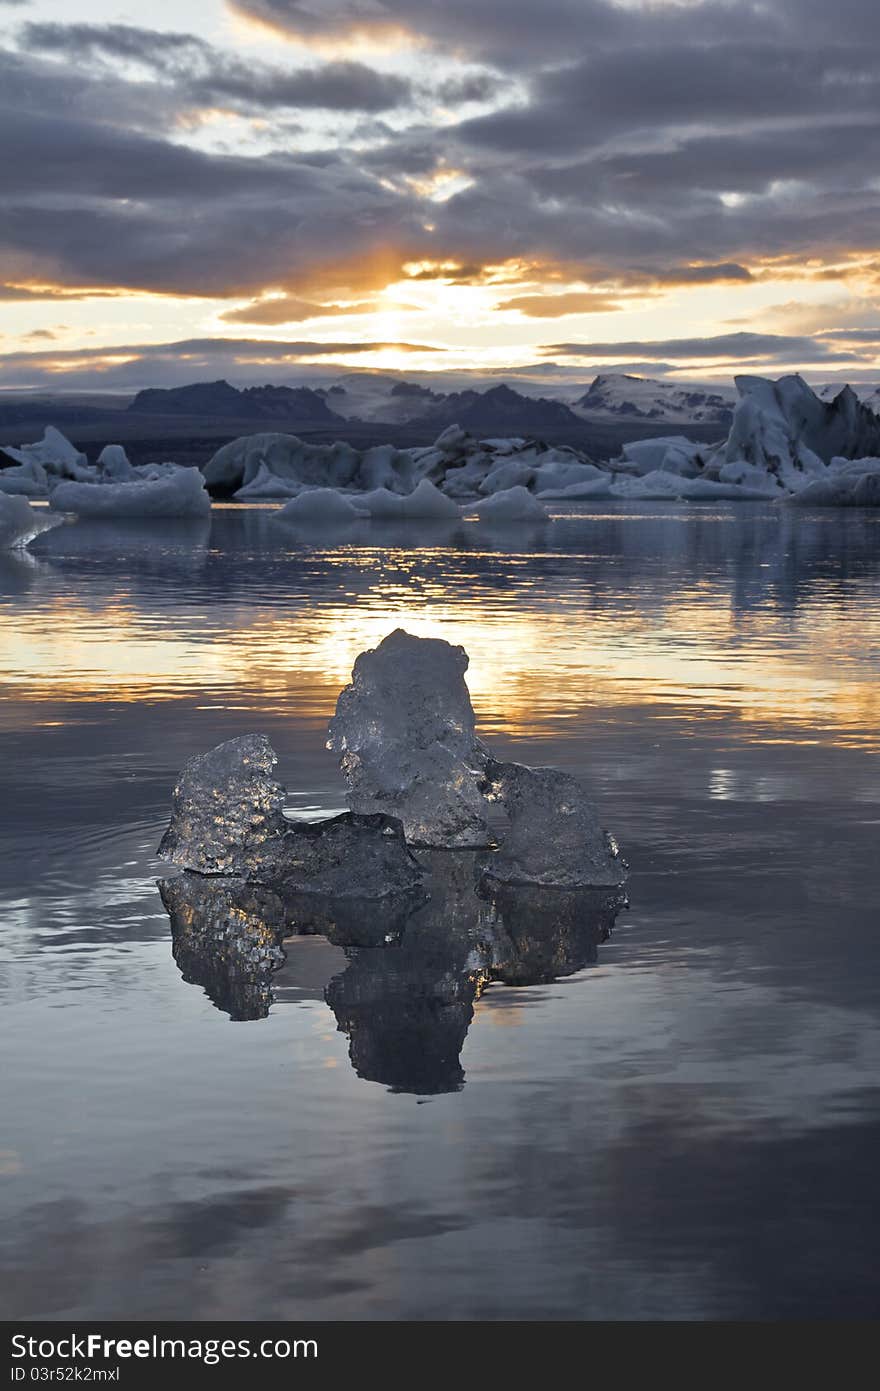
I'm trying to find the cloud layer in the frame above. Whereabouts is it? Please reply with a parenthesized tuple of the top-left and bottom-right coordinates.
(2, 1, 880, 383)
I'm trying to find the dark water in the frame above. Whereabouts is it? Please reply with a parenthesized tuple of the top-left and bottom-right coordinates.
(1, 501, 878, 1321)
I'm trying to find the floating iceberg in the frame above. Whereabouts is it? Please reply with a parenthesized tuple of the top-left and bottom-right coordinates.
(483, 759, 626, 889)
(602, 374, 880, 504)
(621, 435, 706, 478)
(94, 444, 138, 480)
(204, 432, 418, 498)
(357, 479, 460, 519)
(274, 487, 368, 524)
(0, 494, 61, 549)
(50, 467, 211, 519)
(721, 375, 880, 486)
(203, 424, 613, 503)
(468, 486, 550, 522)
(327, 629, 491, 847)
(233, 462, 302, 500)
(159, 732, 423, 897)
(0, 458, 50, 497)
(613, 469, 777, 502)
(4, 426, 92, 481)
(783, 456, 880, 507)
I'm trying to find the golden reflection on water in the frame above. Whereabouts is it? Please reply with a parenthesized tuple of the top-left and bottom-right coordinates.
(1, 539, 879, 749)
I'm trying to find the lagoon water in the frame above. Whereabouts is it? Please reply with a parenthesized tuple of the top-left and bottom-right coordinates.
(1, 501, 879, 1320)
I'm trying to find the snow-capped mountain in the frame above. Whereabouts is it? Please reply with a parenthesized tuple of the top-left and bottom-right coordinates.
(571, 374, 735, 425)
(817, 383, 880, 413)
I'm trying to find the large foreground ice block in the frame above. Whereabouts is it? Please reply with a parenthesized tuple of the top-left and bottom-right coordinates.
(327, 628, 491, 846)
(276, 812, 424, 898)
(158, 734, 289, 876)
(483, 759, 626, 888)
(158, 733, 424, 895)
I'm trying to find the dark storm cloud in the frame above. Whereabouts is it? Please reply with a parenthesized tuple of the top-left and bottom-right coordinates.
(0, 88, 429, 296)
(20, 22, 414, 113)
(543, 332, 862, 363)
(229, 0, 782, 69)
(2, 0, 880, 324)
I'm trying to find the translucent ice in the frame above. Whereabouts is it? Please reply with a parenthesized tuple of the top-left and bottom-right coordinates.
(276, 811, 423, 898)
(327, 628, 491, 846)
(159, 733, 424, 896)
(483, 759, 626, 888)
(158, 734, 289, 877)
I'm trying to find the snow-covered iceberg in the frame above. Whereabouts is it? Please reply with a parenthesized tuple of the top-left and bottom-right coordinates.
(357, 479, 460, 519)
(203, 424, 615, 505)
(274, 487, 369, 524)
(204, 433, 418, 498)
(605, 374, 880, 505)
(50, 467, 211, 519)
(783, 456, 880, 507)
(0, 457, 50, 497)
(3, 426, 92, 482)
(1, 427, 197, 502)
(468, 486, 550, 522)
(0, 494, 61, 549)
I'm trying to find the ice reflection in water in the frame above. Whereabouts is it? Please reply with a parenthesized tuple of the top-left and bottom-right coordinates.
(1, 502, 879, 1320)
(159, 852, 624, 1094)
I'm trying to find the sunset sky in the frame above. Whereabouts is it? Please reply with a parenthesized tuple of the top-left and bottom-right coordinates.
(2, 0, 880, 389)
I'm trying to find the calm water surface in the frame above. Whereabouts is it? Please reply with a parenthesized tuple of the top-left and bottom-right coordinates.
(1, 501, 879, 1320)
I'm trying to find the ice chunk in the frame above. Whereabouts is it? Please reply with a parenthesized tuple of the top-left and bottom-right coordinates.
(357, 479, 460, 519)
(50, 467, 210, 518)
(0, 458, 49, 497)
(159, 733, 424, 895)
(158, 734, 289, 877)
(0, 494, 61, 549)
(276, 811, 424, 898)
(205, 432, 417, 496)
(483, 759, 626, 889)
(233, 462, 302, 500)
(622, 435, 705, 478)
(536, 477, 615, 500)
(468, 486, 550, 522)
(274, 487, 368, 524)
(327, 628, 491, 847)
(95, 444, 134, 479)
(4, 426, 92, 480)
(783, 461, 880, 506)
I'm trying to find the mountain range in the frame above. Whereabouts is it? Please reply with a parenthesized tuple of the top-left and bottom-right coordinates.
(124, 374, 735, 432)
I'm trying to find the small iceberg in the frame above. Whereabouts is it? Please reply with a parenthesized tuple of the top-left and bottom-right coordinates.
(50, 467, 211, 519)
